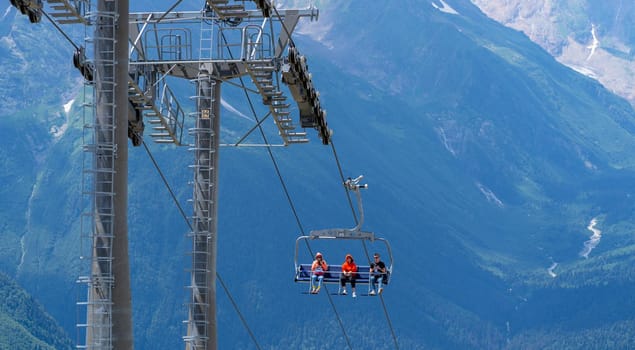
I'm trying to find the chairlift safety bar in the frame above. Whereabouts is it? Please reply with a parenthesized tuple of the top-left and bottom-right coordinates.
(294, 235, 394, 278)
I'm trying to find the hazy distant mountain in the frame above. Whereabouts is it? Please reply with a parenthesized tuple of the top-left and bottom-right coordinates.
(2, 0, 635, 349)
(471, 0, 635, 105)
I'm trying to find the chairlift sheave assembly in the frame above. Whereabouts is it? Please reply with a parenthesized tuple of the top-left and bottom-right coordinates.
(294, 176, 393, 290)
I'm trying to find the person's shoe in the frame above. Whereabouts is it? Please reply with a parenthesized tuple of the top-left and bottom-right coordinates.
(310, 288, 316, 294)
(315, 286, 320, 294)
(369, 290, 376, 296)
(341, 289, 347, 295)
(378, 288, 383, 295)
(352, 292, 357, 298)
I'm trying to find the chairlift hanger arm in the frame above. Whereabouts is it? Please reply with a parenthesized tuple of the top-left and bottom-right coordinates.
(344, 175, 368, 232)
(344, 175, 367, 191)
(298, 175, 371, 240)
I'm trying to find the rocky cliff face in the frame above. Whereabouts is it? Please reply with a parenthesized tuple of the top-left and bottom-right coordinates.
(471, 0, 635, 105)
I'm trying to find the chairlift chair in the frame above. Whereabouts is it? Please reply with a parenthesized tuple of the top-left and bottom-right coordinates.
(293, 176, 393, 295)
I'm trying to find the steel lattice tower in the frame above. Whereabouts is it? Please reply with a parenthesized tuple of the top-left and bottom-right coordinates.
(13, 1, 329, 349)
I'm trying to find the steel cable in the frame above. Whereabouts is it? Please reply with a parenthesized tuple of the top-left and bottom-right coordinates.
(140, 139, 263, 350)
(273, 4, 401, 348)
(47, 1, 399, 347)
(216, 23, 354, 347)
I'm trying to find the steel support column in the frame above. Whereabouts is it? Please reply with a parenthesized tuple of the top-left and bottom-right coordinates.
(86, 0, 133, 349)
(185, 70, 220, 350)
(111, 0, 133, 348)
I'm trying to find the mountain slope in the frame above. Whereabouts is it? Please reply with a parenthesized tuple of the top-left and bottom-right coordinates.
(2, 0, 635, 349)
(0, 272, 73, 349)
(471, 0, 635, 105)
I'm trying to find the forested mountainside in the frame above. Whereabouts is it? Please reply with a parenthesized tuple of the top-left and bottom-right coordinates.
(1, 0, 635, 348)
(0, 272, 73, 349)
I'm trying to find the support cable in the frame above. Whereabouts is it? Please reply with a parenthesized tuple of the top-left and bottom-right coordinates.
(233, 111, 273, 147)
(214, 26, 353, 347)
(230, 8, 393, 348)
(380, 295, 400, 350)
(329, 139, 400, 350)
(216, 274, 262, 350)
(139, 139, 263, 350)
(39, 2, 364, 348)
(156, 0, 183, 23)
(278, 1, 402, 341)
(234, 79, 354, 350)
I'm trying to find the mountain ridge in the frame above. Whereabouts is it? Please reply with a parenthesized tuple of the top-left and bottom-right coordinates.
(0, 271, 73, 349)
(471, 0, 635, 105)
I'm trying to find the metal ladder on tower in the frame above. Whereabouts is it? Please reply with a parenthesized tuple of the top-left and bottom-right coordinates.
(183, 16, 217, 350)
(77, 8, 117, 350)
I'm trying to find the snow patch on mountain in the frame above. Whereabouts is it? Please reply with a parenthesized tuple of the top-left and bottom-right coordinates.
(476, 182, 504, 207)
(431, 0, 459, 15)
(280, 0, 335, 49)
(222, 98, 253, 121)
(568, 64, 598, 79)
(297, 20, 334, 49)
(48, 96, 76, 140)
(436, 126, 458, 156)
(575, 148, 597, 170)
(586, 24, 599, 60)
(547, 262, 558, 277)
(50, 118, 68, 140)
(2, 5, 12, 20)
(0, 34, 26, 66)
(470, 0, 635, 106)
(63, 99, 74, 114)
